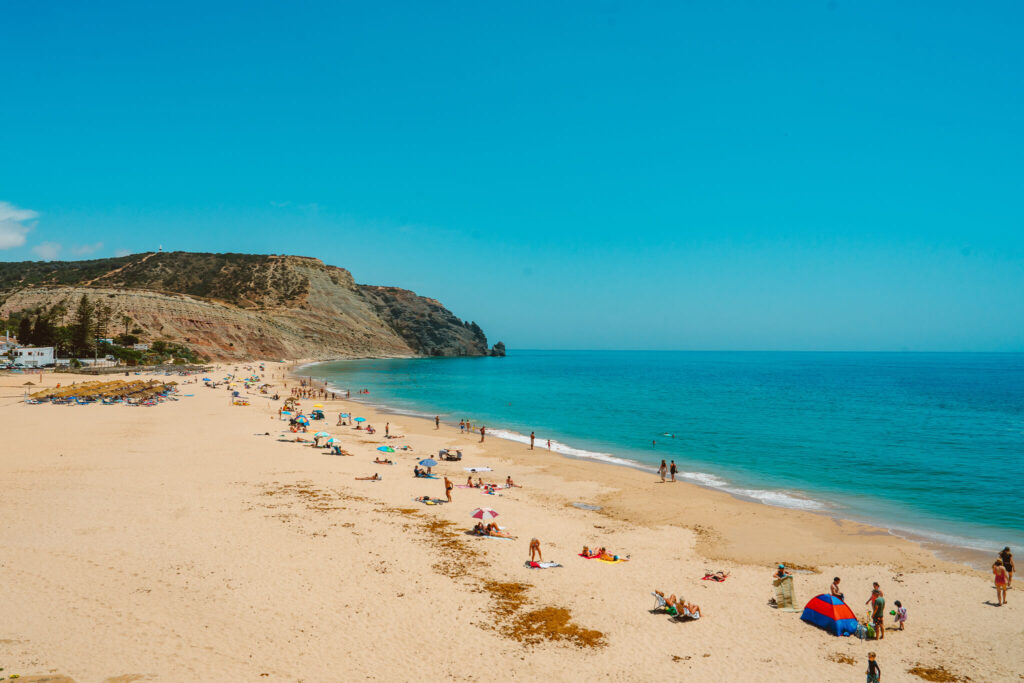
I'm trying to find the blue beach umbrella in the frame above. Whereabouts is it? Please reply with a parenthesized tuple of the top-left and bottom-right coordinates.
(340, 413, 351, 418)
(281, 410, 292, 416)
(418, 459, 437, 467)
(314, 431, 330, 438)
(378, 446, 395, 453)
(354, 417, 366, 422)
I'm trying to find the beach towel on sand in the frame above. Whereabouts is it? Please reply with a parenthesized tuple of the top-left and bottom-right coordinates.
(525, 561, 563, 569)
(464, 467, 493, 472)
(702, 573, 728, 582)
(579, 553, 628, 563)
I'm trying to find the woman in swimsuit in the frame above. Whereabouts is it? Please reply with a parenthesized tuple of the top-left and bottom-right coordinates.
(994, 559, 1009, 605)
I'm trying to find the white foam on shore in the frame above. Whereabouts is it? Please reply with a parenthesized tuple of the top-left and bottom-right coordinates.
(310, 373, 832, 515)
(487, 428, 644, 469)
(489, 429, 829, 512)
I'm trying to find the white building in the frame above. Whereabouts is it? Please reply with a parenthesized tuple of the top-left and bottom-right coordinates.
(13, 346, 55, 368)
(133, 342, 150, 351)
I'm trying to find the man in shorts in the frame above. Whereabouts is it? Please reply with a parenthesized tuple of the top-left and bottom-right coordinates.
(871, 589, 885, 639)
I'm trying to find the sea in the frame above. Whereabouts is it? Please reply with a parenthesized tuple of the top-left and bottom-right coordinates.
(303, 351, 1024, 557)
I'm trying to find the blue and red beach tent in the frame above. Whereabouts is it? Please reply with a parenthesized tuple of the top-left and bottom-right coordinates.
(800, 594, 858, 636)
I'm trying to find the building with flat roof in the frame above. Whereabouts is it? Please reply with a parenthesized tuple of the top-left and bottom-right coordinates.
(13, 346, 55, 368)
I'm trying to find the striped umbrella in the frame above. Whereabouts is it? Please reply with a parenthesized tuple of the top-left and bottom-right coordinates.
(470, 507, 499, 520)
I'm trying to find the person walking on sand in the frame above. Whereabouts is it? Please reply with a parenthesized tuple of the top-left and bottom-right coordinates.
(480, 425, 486, 442)
(670, 460, 678, 482)
(435, 415, 440, 429)
(385, 422, 389, 437)
(529, 538, 542, 562)
(866, 652, 881, 683)
(459, 419, 465, 433)
(530, 431, 535, 450)
(999, 547, 1014, 588)
(444, 476, 453, 503)
(994, 559, 1009, 605)
(658, 460, 668, 482)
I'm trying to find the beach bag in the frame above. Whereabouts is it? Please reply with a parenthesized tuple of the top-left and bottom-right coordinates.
(864, 622, 875, 639)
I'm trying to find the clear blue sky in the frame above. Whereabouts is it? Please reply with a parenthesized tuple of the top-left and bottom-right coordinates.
(1, 1, 1022, 351)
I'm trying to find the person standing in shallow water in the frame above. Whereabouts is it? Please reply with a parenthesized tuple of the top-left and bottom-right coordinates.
(435, 415, 439, 429)
(480, 426, 486, 442)
(530, 431, 535, 450)
(670, 460, 678, 482)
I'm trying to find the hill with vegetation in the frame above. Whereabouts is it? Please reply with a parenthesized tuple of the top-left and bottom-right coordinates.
(0, 252, 503, 362)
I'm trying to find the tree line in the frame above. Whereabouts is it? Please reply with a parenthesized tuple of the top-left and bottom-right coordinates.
(5, 294, 137, 358)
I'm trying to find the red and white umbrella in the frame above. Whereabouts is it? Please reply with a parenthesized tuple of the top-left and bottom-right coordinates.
(470, 507, 499, 520)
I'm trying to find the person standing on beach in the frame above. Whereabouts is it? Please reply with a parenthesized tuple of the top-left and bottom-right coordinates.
(547, 439, 552, 450)
(866, 652, 881, 683)
(385, 422, 389, 437)
(865, 582, 883, 607)
(669, 461, 677, 482)
(870, 589, 885, 639)
(999, 547, 1014, 588)
(994, 560, 1009, 605)
(444, 476, 453, 503)
(530, 431, 535, 450)
(435, 415, 440, 429)
(658, 460, 667, 482)
(530, 538, 542, 562)
(459, 419, 465, 433)
(480, 426, 486, 442)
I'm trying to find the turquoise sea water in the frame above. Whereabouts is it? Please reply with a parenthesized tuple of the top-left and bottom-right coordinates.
(305, 351, 1024, 553)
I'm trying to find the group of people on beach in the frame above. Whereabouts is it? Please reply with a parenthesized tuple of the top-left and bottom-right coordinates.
(994, 546, 1014, 606)
(657, 460, 678, 482)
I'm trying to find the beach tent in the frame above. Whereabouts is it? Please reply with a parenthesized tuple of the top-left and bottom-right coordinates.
(800, 594, 859, 636)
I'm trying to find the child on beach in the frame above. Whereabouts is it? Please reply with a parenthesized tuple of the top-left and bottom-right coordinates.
(893, 601, 906, 630)
(866, 652, 881, 683)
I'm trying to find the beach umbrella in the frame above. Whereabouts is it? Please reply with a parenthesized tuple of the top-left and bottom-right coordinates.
(314, 431, 330, 438)
(341, 413, 350, 418)
(418, 459, 437, 467)
(470, 507, 499, 520)
(354, 417, 366, 422)
(297, 417, 309, 425)
(280, 410, 292, 416)
(377, 446, 395, 453)
(326, 438, 339, 445)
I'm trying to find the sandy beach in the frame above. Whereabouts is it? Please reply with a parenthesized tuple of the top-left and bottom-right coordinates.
(1, 362, 1020, 682)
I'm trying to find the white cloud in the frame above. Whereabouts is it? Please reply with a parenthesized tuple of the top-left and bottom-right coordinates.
(114, 248, 132, 257)
(71, 241, 104, 256)
(32, 241, 62, 260)
(0, 200, 38, 249)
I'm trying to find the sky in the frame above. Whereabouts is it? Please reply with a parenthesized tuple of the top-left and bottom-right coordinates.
(1, 1, 1022, 351)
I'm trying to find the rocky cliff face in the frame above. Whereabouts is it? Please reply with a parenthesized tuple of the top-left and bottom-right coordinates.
(0, 252, 497, 361)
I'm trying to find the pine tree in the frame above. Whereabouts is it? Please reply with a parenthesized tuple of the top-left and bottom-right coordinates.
(72, 294, 95, 356)
(18, 316, 34, 345)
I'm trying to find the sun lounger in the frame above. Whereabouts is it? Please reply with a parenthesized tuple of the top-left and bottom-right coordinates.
(672, 607, 701, 621)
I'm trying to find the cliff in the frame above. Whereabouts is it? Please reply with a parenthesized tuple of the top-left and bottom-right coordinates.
(0, 252, 499, 361)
